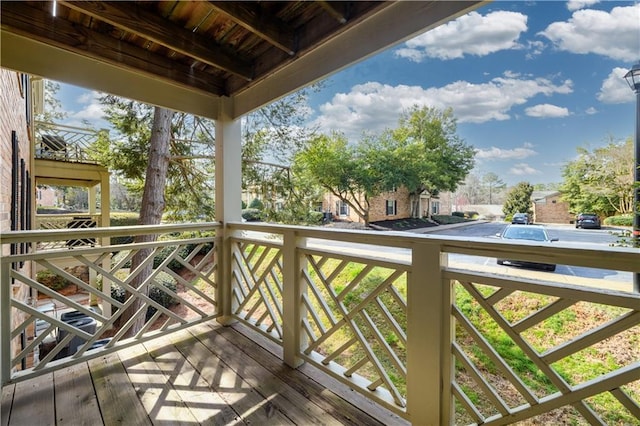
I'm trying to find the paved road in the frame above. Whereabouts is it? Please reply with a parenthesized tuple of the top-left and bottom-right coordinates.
(422, 221, 632, 285)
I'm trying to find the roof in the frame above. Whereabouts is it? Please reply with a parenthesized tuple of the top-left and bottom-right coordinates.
(1, 1, 485, 119)
(532, 191, 561, 201)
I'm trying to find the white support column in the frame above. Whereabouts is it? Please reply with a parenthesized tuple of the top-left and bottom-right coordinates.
(100, 174, 111, 317)
(215, 97, 242, 325)
(1, 261, 11, 385)
(406, 241, 450, 425)
(282, 229, 306, 368)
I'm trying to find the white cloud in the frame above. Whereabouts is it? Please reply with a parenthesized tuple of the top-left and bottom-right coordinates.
(567, 0, 600, 12)
(585, 107, 597, 115)
(524, 103, 570, 118)
(509, 163, 541, 176)
(394, 11, 527, 61)
(476, 144, 538, 161)
(64, 90, 108, 127)
(597, 67, 636, 104)
(539, 4, 640, 61)
(312, 74, 573, 138)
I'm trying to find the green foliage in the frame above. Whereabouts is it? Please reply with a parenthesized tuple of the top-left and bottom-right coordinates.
(248, 198, 264, 210)
(451, 211, 465, 218)
(603, 214, 633, 226)
(392, 106, 475, 211)
(36, 270, 70, 291)
(432, 215, 468, 225)
(242, 208, 263, 222)
(503, 182, 534, 217)
(110, 271, 177, 320)
(560, 138, 635, 216)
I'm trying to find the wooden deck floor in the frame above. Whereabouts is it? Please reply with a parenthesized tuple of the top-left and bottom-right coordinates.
(1, 321, 408, 426)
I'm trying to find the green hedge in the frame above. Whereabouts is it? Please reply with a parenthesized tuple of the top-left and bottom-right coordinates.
(431, 215, 468, 225)
(603, 214, 633, 227)
(242, 208, 263, 221)
(36, 270, 70, 291)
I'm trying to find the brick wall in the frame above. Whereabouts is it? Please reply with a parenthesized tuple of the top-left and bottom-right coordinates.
(533, 193, 573, 224)
(1, 68, 33, 369)
(322, 187, 412, 224)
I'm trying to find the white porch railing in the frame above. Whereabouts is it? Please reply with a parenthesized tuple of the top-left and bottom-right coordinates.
(226, 222, 640, 425)
(1, 221, 639, 424)
(1, 223, 219, 384)
(34, 121, 105, 164)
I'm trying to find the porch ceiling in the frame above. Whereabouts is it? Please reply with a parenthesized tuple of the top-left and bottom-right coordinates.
(1, 1, 485, 120)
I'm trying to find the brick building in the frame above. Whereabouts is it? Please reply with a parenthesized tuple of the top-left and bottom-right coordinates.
(532, 191, 573, 224)
(0, 69, 40, 364)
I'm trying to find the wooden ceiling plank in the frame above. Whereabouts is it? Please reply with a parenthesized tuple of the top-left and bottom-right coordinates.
(58, 0, 253, 80)
(317, 2, 347, 24)
(1, 2, 226, 96)
(208, 1, 296, 55)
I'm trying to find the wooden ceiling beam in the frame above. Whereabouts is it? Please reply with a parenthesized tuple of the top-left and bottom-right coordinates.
(208, 1, 296, 55)
(58, 0, 253, 81)
(0, 2, 226, 97)
(317, 2, 348, 24)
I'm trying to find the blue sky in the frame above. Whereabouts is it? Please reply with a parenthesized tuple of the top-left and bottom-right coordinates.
(57, 0, 640, 187)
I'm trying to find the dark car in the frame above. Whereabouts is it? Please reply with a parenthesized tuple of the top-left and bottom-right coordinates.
(496, 224, 558, 271)
(575, 213, 601, 229)
(511, 213, 532, 225)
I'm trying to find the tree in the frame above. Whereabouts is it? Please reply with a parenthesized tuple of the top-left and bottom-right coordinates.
(503, 182, 534, 217)
(560, 138, 634, 216)
(392, 106, 475, 217)
(120, 107, 173, 336)
(482, 172, 506, 204)
(294, 132, 393, 226)
(36, 80, 67, 123)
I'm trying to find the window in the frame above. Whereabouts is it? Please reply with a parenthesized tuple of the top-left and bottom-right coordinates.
(336, 201, 349, 216)
(431, 201, 440, 215)
(386, 200, 397, 216)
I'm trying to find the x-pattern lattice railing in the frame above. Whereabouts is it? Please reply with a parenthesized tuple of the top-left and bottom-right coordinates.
(300, 249, 409, 407)
(449, 271, 640, 425)
(1, 224, 219, 383)
(230, 237, 284, 340)
(34, 121, 104, 164)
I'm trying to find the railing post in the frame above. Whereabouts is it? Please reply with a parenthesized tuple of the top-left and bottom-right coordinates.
(1, 260, 11, 385)
(216, 226, 236, 325)
(282, 230, 306, 368)
(406, 241, 452, 425)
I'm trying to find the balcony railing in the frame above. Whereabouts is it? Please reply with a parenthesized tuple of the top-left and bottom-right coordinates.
(34, 121, 105, 164)
(1, 222, 638, 424)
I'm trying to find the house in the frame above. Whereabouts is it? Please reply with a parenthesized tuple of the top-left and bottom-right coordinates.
(1, 2, 638, 425)
(532, 191, 573, 224)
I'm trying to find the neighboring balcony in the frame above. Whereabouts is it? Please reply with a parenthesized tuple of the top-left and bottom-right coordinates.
(1, 222, 639, 425)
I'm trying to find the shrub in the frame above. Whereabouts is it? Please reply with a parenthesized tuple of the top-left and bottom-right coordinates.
(464, 211, 479, 219)
(306, 210, 324, 225)
(242, 208, 262, 222)
(248, 198, 264, 210)
(431, 215, 468, 225)
(36, 270, 70, 291)
(110, 271, 177, 320)
(603, 215, 633, 227)
(452, 211, 465, 218)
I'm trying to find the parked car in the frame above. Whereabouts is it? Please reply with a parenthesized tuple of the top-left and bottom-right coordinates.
(496, 224, 558, 271)
(511, 213, 532, 225)
(575, 213, 601, 229)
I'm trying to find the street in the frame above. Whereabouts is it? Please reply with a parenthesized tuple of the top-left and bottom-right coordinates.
(424, 221, 633, 285)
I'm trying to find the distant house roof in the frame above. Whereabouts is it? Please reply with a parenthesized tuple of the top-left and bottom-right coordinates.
(532, 191, 561, 202)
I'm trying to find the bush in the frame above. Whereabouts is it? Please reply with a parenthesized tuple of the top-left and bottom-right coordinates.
(306, 210, 324, 224)
(604, 214, 633, 227)
(464, 211, 479, 219)
(452, 211, 465, 218)
(242, 208, 263, 222)
(248, 198, 264, 210)
(110, 271, 177, 320)
(36, 270, 70, 291)
(431, 215, 468, 225)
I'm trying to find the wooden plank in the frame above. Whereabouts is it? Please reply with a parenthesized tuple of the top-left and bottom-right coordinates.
(117, 344, 199, 425)
(54, 363, 103, 425)
(141, 336, 246, 425)
(168, 328, 294, 425)
(1, 384, 15, 426)
(88, 353, 151, 426)
(220, 323, 402, 426)
(187, 323, 343, 425)
(9, 373, 55, 426)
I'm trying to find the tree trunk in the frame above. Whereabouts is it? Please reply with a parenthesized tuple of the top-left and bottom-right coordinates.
(119, 107, 173, 337)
